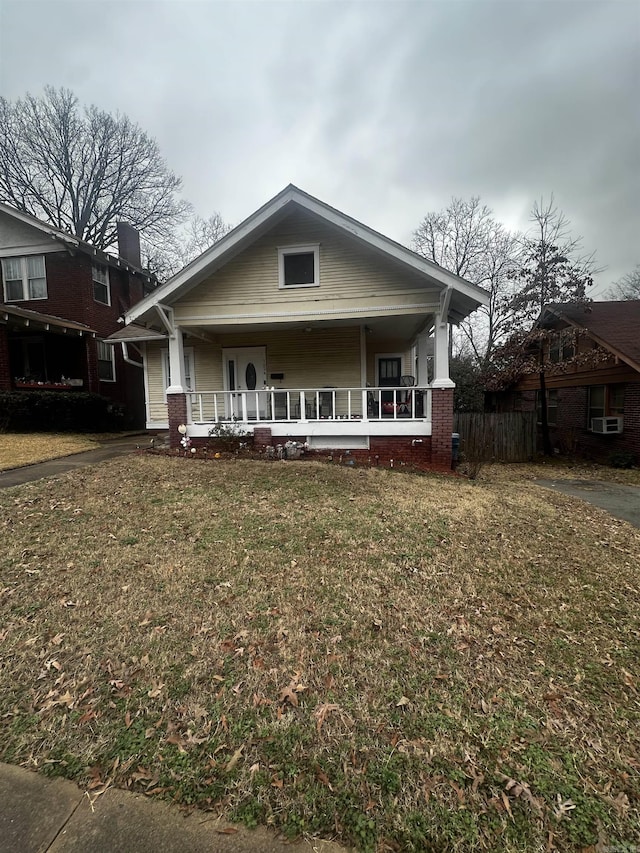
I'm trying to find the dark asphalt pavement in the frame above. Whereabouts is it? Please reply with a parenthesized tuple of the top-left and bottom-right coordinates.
(535, 478, 640, 528)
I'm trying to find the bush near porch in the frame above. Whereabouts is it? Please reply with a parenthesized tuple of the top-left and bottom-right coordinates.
(0, 391, 124, 433)
(0, 457, 638, 851)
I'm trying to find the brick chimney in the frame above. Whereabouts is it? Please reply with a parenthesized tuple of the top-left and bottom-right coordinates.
(116, 222, 141, 268)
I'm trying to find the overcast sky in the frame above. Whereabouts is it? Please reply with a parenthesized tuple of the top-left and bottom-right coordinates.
(0, 0, 638, 294)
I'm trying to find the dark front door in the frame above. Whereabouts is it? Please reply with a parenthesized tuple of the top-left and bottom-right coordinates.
(378, 357, 401, 404)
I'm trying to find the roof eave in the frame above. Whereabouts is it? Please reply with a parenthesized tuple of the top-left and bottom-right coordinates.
(124, 186, 489, 325)
(539, 306, 640, 374)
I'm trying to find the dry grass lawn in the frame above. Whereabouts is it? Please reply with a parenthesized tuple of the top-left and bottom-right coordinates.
(480, 459, 640, 486)
(0, 433, 101, 471)
(0, 455, 638, 851)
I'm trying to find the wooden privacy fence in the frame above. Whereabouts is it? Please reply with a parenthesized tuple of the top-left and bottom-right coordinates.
(454, 412, 537, 462)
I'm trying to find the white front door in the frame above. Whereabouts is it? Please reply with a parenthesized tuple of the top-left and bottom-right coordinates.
(223, 347, 267, 419)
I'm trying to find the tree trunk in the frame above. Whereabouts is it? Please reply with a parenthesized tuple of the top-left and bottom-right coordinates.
(539, 370, 552, 456)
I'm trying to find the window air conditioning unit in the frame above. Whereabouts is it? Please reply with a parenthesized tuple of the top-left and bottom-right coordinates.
(590, 417, 623, 434)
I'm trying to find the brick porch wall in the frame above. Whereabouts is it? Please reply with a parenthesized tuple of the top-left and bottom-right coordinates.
(167, 393, 188, 448)
(188, 432, 436, 470)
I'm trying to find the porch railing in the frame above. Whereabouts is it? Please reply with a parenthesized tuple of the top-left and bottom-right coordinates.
(187, 386, 431, 424)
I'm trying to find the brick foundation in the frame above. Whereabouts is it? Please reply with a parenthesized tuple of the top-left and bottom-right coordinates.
(249, 433, 436, 471)
(167, 393, 188, 448)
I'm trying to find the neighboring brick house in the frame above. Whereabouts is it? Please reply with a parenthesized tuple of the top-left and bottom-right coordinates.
(489, 301, 640, 463)
(0, 203, 156, 427)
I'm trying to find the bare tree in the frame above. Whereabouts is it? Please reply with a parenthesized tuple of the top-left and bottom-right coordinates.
(604, 265, 640, 300)
(143, 212, 232, 280)
(506, 196, 596, 454)
(508, 197, 596, 327)
(0, 86, 189, 252)
(412, 197, 521, 365)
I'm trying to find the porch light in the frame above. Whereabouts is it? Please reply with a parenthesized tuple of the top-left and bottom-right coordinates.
(177, 424, 187, 435)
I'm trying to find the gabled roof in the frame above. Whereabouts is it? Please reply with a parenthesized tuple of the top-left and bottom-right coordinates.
(105, 323, 168, 343)
(541, 301, 640, 373)
(125, 184, 489, 326)
(0, 202, 154, 281)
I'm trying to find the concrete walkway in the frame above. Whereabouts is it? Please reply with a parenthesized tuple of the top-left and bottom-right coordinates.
(535, 478, 640, 528)
(0, 763, 345, 853)
(0, 434, 158, 489)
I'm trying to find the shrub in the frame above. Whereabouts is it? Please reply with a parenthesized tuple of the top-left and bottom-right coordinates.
(207, 419, 251, 452)
(0, 391, 123, 433)
(607, 450, 636, 469)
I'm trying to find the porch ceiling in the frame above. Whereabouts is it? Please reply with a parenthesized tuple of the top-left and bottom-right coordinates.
(181, 313, 433, 341)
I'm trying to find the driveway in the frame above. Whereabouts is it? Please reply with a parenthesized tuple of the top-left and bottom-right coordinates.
(535, 478, 640, 528)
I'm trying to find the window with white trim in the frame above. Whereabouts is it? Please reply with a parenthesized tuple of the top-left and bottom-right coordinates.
(97, 340, 116, 381)
(92, 263, 111, 305)
(278, 245, 319, 288)
(1, 255, 47, 301)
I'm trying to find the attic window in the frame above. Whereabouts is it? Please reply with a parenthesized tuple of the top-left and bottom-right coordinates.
(278, 245, 319, 289)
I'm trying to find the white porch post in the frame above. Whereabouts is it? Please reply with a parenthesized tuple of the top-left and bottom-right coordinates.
(166, 326, 186, 394)
(160, 305, 189, 448)
(431, 313, 454, 389)
(416, 331, 431, 387)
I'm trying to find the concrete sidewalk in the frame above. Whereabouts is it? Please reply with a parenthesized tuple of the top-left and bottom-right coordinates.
(0, 763, 345, 853)
(0, 434, 160, 489)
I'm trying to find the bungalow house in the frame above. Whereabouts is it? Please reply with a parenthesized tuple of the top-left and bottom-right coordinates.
(109, 185, 489, 469)
(0, 204, 155, 427)
(489, 301, 640, 463)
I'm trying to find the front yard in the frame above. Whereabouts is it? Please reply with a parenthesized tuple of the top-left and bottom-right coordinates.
(0, 456, 638, 851)
(0, 432, 101, 471)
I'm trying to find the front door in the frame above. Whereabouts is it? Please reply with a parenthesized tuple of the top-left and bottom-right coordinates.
(378, 356, 402, 404)
(223, 347, 267, 419)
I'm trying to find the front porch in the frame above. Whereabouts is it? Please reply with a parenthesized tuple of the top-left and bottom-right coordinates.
(166, 382, 454, 469)
(0, 304, 95, 392)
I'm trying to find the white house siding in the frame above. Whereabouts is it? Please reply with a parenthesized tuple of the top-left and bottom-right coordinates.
(145, 327, 363, 423)
(175, 211, 439, 324)
(146, 342, 168, 424)
(0, 212, 65, 252)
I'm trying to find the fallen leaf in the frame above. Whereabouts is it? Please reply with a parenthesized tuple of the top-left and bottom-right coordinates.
(225, 744, 244, 772)
(58, 691, 74, 708)
(315, 766, 333, 790)
(313, 702, 341, 733)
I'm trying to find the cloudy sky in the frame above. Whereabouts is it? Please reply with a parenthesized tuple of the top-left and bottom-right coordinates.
(0, 0, 638, 293)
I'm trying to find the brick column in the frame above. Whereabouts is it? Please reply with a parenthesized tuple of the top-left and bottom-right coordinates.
(253, 427, 272, 450)
(85, 338, 99, 393)
(0, 326, 11, 390)
(431, 388, 454, 469)
(167, 393, 188, 449)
